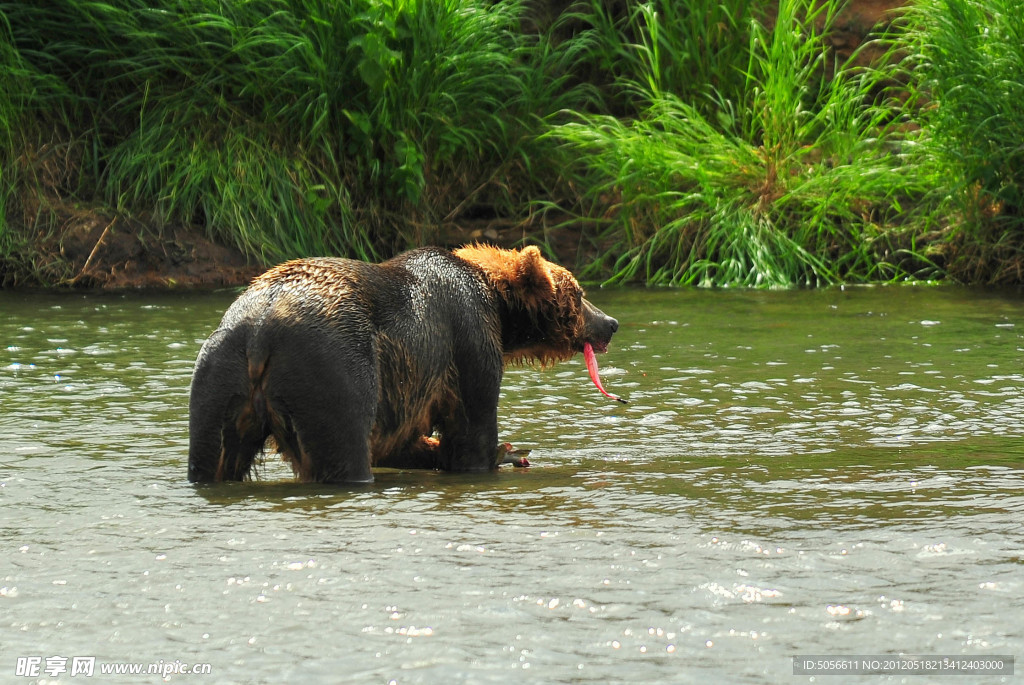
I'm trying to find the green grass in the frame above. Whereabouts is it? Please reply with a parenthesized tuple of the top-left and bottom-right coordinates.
(1, 0, 578, 274)
(0, 6, 75, 284)
(898, 0, 1024, 283)
(548, 0, 938, 287)
(554, 0, 753, 119)
(0, 0, 1022, 287)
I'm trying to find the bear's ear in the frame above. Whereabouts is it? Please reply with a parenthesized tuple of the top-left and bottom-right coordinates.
(453, 243, 556, 308)
(513, 246, 555, 297)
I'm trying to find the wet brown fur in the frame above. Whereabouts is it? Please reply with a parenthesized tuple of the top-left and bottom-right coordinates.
(188, 245, 617, 484)
(454, 244, 586, 367)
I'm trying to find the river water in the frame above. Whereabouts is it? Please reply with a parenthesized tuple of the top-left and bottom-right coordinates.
(1, 285, 1021, 683)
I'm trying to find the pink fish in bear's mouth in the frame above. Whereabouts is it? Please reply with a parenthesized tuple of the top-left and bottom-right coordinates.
(583, 341, 627, 404)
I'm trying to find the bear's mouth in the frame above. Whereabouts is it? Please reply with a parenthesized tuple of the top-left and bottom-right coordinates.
(584, 339, 609, 354)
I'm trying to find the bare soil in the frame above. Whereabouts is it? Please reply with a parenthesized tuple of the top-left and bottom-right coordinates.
(34, 204, 593, 290)
(24, 202, 262, 289)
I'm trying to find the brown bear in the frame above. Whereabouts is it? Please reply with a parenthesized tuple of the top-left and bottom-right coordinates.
(187, 244, 619, 484)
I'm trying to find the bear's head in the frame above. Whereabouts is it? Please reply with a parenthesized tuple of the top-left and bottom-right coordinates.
(454, 244, 619, 366)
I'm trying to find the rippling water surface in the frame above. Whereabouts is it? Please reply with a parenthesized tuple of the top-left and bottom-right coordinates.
(2, 286, 1022, 683)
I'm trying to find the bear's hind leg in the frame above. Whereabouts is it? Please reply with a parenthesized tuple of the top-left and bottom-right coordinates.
(213, 395, 270, 480)
(264, 351, 375, 484)
(188, 342, 267, 482)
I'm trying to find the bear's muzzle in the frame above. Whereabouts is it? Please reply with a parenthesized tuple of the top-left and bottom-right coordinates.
(581, 299, 618, 353)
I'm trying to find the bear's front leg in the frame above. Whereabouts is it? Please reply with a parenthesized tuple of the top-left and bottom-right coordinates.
(437, 335, 505, 471)
(439, 401, 500, 472)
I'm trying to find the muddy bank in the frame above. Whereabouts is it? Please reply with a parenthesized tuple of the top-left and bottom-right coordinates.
(8, 201, 592, 289)
(2, 202, 262, 289)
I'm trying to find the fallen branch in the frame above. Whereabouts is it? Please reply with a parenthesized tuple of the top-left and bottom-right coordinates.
(72, 217, 117, 284)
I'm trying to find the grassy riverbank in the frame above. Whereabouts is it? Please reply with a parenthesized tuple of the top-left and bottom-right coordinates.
(2, 0, 1022, 287)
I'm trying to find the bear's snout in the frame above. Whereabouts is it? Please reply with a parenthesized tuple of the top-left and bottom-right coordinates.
(582, 299, 618, 353)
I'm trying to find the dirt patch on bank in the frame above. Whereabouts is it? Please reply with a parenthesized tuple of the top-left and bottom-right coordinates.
(830, 0, 907, 62)
(5, 202, 263, 289)
(6, 202, 592, 290)
(64, 219, 262, 289)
